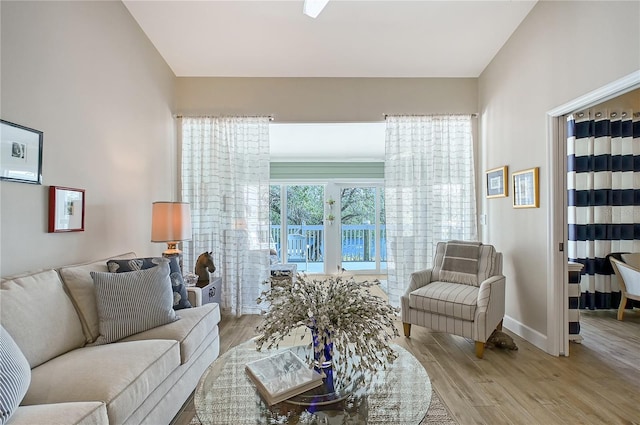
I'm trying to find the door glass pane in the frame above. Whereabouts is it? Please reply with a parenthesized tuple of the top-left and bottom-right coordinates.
(285, 185, 324, 272)
(269, 185, 282, 261)
(380, 187, 387, 270)
(341, 187, 376, 271)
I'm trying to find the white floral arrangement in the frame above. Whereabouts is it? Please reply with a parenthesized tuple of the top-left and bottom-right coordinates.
(255, 273, 400, 380)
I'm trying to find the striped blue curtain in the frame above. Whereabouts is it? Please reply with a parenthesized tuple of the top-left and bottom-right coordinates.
(567, 109, 640, 310)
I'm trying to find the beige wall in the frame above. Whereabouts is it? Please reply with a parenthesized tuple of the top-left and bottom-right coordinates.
(176, 77, 478, 122)
(0, 1, 176, 276)
(479, 1, 640, 339)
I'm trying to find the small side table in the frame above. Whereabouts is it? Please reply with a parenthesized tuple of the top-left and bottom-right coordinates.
(568, 262, 584, 343)
(188, 277, 222, 307)
(270, 263, 297, 287)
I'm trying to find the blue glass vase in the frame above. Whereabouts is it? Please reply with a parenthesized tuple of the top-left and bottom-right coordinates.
(309, 327, 335, 393)
(310, 327, 333, 369)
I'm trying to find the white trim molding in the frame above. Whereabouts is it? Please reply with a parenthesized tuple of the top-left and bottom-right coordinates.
(547, 69, 640, 357)
(504, 314, 548, 353)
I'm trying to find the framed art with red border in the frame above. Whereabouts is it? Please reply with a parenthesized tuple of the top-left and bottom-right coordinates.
(49, 186, 85, 232)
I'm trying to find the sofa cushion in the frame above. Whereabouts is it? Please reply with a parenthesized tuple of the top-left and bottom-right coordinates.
(90, 261, 179, 345)
(0, 270, 85, 368)
(57, 253, 137, 343)
(122, 303, 221, 364)
(8, 402, 108, 425)
(106, 256, 192, 310)
(0, 326, 31, 425)
(23, 340, 179, 425)
(409, 281, 479, 321)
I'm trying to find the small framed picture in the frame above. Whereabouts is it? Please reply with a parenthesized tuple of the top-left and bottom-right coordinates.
(485, 166, 508, 198)
(49, 186, 85, 232)
(1, 119, 43, 184)
(513, 167, 539, 208)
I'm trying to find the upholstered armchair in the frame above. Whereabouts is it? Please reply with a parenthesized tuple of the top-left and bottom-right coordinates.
(401, 241, 505, 359)
(609, 256, 640, 321)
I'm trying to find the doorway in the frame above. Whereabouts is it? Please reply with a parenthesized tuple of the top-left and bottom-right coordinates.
(548, 71, 640, 356)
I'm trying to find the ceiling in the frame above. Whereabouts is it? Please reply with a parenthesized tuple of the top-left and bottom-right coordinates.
(123, 0, 537, 78)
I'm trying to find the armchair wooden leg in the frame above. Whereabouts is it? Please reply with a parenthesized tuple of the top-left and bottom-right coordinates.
(403, 322, 411, 337)
(617, 295, 627, 321)
(496, 319, 503, 331)
(475, 341, 485, 359)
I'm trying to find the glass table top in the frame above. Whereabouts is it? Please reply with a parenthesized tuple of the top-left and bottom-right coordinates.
(195, 341, 431, 424)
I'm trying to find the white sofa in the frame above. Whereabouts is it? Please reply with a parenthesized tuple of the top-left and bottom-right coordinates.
(0, 253, 221, 425)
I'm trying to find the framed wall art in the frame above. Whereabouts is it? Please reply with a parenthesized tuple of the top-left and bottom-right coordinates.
(49, 186, 85, 232)
(513, 167, 539, 208)
(0, 119, 43, 184)
(485, 166, 508, 198)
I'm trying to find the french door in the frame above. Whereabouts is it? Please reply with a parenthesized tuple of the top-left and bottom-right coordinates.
(338, 185, 386, 272)
(270, 182, 386, 274)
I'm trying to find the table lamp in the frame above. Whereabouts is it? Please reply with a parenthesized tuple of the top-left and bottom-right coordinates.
(151, 201, 192, 271)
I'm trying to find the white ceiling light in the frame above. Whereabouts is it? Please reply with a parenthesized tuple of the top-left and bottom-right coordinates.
(303, 0, 330, 18)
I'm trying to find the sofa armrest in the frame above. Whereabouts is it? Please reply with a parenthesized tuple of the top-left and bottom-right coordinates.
(186, 286, 202, 307)
(473, 275, 506, 342)
(8, 402, 108, 425)
(404, 269, 434, 297)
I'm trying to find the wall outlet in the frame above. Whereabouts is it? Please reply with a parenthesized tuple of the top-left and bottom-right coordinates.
(480, 214, 487, 225)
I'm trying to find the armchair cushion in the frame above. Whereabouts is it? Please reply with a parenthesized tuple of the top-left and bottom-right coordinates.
(409, 281, 479, 321)
(439, 241, 482, 286)
(432, 242, 496, 286)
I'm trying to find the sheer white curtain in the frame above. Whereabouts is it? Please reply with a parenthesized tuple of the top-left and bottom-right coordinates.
(181, 116, 271, 316)
(384, 115, 477, 306)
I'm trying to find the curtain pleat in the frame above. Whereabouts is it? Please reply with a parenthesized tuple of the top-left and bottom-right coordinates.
(567, 109, 640, 310)
(384, 115, 477, 306)
(181, 117, 271, 316)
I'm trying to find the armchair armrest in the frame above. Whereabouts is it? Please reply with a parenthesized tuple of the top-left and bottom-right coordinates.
(611, 258, 640, 297)
(404, 268, 434, 297)
(473, 274, 506, 342)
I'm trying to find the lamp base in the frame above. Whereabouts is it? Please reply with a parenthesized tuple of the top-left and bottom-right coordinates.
(163, 245, 184, 272)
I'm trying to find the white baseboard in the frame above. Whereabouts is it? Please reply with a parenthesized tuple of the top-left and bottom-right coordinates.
(503, 315, 549, 354)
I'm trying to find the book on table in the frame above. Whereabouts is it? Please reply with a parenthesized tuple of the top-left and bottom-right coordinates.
(245, 349, 323, 406)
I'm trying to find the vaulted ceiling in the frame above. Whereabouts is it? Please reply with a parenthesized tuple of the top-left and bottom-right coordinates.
(123, 0, 537, 78)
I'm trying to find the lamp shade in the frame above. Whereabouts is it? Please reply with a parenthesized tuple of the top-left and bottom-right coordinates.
(151, 202, 192, 242)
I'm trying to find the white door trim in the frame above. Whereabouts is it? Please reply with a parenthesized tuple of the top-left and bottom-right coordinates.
(547, 70, 640, 356)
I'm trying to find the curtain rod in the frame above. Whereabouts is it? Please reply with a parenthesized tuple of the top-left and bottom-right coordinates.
(174, 114, 274, 121)
(383, 113, 478, 118)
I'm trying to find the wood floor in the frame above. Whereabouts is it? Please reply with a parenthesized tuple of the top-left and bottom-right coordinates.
(174, 308, 640, 425)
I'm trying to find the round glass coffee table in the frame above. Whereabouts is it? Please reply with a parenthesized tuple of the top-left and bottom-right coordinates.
(195, 341, 431, 424)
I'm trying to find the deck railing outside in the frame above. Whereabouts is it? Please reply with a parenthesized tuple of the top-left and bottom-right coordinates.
(270, 224, 387, 263)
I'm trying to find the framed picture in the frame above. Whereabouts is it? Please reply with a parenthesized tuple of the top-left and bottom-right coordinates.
(513, 167, 539, 208)
(49, 186, 85, 232)
(1, 119, 43, 184)
(485, 166, 508, 198)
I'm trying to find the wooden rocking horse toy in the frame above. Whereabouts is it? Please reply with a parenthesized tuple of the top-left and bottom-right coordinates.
(195, 251, 216, 285)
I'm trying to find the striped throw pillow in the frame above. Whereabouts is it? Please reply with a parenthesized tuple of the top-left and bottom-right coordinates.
(106, 256, 192, 310)
(440, 240, 482, 286)
(90, 260, 178, 345)
(0, 325, 31, 425)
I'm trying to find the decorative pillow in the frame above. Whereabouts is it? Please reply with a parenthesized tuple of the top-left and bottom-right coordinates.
(90, 260, 179, 345)
(440, 240, 482, 286)
(0, 325, 31, 425)
(106, 256, 192, 310)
